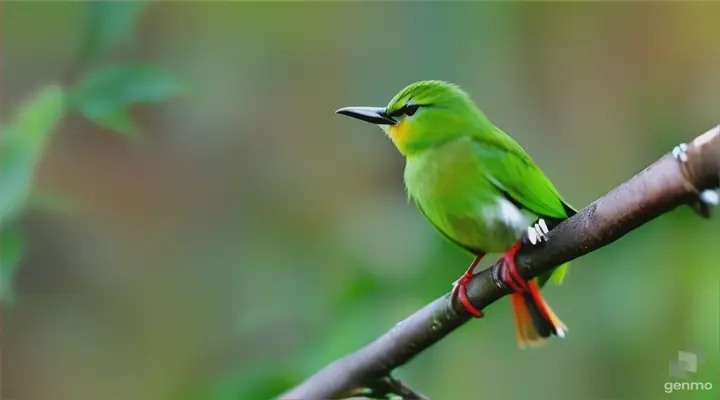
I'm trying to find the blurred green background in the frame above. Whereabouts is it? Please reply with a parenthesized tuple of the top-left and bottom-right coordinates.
(2, 2, 719, 400)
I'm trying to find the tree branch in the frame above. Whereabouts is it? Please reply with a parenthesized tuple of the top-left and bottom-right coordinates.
(281, 126, 720, 400)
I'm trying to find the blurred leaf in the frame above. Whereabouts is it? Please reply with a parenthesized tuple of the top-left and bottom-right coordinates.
(0, 225, 27, 305)
(88, 108, 140, 138)
(294, 302, 388, 376)
(0, 85, 66, 224)
(333, 270, 383, 309)
(80, 0, 149, 61)
(70, 64, 184, 137)
(189, 366, 300, 400)
(26, 190, 78, 216)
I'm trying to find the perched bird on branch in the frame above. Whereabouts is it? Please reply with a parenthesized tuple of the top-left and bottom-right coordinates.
(336, 80, 575, 348)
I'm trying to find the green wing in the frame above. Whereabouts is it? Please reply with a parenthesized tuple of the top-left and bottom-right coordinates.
(471, 130, 573, 219)
(472, 129, 575, 287)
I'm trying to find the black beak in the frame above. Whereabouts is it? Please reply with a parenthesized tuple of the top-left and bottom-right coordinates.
(335, 106, 396, 125)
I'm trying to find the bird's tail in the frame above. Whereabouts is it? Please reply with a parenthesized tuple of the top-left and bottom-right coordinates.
(510, 278, 566, 349)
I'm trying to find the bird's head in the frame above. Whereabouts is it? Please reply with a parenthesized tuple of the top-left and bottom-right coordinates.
(336, 80, 486, 156)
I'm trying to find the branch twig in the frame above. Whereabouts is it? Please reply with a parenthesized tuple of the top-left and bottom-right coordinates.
(350, 375, 430, 400)
(281, 126, 720, 400)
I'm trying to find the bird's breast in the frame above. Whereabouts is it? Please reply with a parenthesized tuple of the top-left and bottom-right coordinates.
(404, 139, 529, 253)
(404, 138, 482, 199)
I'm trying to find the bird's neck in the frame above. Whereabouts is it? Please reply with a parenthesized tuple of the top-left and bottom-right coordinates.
(398, 109, 491, 157)
(398, 133, 465, 157)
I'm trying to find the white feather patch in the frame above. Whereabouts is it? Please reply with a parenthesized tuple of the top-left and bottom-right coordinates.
(497, 197, 527, 235)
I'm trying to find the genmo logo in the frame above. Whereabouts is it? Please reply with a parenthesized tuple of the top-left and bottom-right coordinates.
(664, 350, 714, 394)
(663, 381, 713, 394)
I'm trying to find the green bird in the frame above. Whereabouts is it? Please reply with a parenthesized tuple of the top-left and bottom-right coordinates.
(336, 80, 576, 348)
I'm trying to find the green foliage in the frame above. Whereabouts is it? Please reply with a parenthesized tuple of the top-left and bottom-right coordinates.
(72, 2, 183, 138)
(0, 225, 27, 304)
(70, 64, 185, 137)
(0, 85, 66, 225)
(0, 85, 64, 306)
(190, 366, 300, 400)
(0, 0, 183, 307)
(80, 0, 149, 61)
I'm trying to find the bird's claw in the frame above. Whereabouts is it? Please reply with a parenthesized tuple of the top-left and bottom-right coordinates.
(672, 142, 689, 163)
(672, 141, 718, 218)
(700, 189, 720, 206)
(526, 218, 549, 245)
(694, 189, 719, 218)
(450, 278, 460, 290)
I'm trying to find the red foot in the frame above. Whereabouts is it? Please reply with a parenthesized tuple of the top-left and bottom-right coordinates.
(501, 240, 559, 332)
(451, 254, 485, 317)
(501, 242, 528, 293)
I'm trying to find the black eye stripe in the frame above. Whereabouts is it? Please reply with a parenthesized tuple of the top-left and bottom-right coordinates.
(387, 103, 425, 117)
(386, 107, 405, 118)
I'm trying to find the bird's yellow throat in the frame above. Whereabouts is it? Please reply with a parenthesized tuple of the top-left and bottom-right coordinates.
(387, 119, 410, 153)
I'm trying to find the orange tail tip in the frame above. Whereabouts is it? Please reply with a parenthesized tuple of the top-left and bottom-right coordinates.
(510, 280, 567, 349)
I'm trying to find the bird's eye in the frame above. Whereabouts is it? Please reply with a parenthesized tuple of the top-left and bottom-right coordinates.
(387, 102, 423, 118)
(404, 103, 419, 116)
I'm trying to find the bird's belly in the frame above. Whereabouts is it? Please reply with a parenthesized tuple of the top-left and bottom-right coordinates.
(428, 197, 530, 254)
